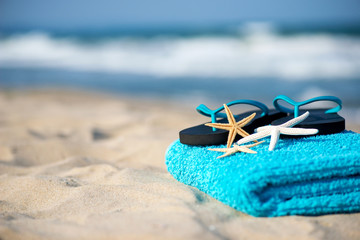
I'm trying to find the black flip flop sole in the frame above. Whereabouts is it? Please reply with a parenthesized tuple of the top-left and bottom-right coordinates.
(179, 110, 287, 146)
(270, 109, 345, 137)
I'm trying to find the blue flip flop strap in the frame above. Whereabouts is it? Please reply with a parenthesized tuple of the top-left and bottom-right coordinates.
(196, 100, 269, 131)
(273, 95, 342, 118)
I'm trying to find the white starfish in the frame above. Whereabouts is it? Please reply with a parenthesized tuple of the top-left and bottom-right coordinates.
(235, 111, 318, 151)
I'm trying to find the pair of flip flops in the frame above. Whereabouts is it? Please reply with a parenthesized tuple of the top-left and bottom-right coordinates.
(179, 95, 345, 146)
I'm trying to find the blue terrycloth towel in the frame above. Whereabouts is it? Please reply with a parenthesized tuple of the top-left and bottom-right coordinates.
(165, 131, 360, 217)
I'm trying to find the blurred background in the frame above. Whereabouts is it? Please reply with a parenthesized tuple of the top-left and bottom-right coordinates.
(0, 0, 360, 123)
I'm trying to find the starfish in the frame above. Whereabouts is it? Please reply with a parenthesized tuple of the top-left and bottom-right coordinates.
(208, 141, 265, 159)
(205, 104, 256, 148)
(236, 111, 318, 151)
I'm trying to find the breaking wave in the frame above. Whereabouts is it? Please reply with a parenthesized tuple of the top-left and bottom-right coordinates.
(1, 26, 360, 80)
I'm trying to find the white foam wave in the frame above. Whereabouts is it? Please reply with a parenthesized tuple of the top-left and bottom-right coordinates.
(1, 31, 360, 80)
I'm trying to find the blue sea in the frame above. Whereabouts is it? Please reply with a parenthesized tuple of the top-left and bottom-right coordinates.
(1, 23, 360, 122)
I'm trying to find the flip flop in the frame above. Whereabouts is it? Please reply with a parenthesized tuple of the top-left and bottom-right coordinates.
(179, 100, 287, 146)
(271, 95, 345, 135)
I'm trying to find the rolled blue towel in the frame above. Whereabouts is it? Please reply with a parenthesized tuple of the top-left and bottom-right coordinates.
(165, 131, 360, 217)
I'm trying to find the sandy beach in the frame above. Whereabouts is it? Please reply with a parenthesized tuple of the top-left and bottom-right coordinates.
(0, 89, 359, 240)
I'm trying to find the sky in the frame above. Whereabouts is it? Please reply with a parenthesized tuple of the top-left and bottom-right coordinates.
(1, 0, 360, 31)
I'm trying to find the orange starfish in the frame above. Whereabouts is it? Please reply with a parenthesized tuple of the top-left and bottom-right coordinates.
(205, 104, 256, 148)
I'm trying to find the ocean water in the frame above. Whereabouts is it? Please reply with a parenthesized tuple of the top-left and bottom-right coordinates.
(0, 23, 360, 122)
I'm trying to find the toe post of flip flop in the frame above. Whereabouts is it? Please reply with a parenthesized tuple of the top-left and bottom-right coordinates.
(179, 99, 287, 146)
(271, 95, 345, 136)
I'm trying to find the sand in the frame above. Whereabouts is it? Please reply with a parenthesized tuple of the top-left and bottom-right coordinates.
(0, 89, 359, 240)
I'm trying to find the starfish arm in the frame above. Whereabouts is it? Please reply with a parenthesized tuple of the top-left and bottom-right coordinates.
(205, 122, 231, 130)
(237, 112, 256, 127)
(217, 148, 237, 159)
(208, 148, 231, 153)
(236, 129, 271, 145)
(256, 125, 271, 132)
(236, 128, 259, 143)
(244, 140, 265, 148)
(210, 140, 265, 159)
(236, 128, 250, 138)
(269, 128, 280, 151)
(226, 129, 237, 148)
(280, 111, 310, 128)
(279, 127, 319, 135)
(224, 104, 236, 125)
(238, 147, 257, 154)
